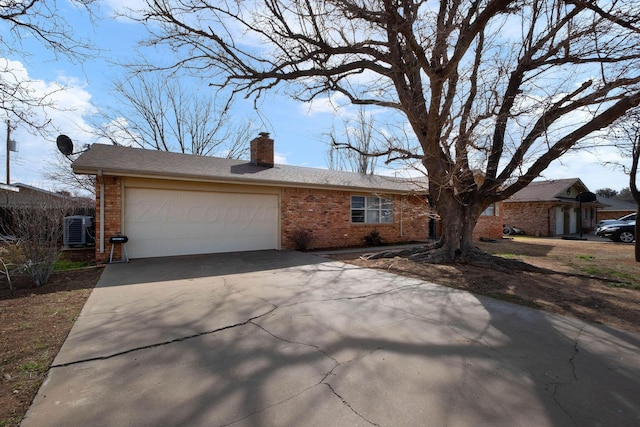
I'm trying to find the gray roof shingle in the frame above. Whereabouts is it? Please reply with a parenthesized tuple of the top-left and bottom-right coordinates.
(596, 196, 637, 212)
(507, 178, 587, 202)
(72, 144, 427, 193)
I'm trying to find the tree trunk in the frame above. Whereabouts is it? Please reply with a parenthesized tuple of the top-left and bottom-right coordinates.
(634, 209, 640, 262)
(431, 192, 482, 263)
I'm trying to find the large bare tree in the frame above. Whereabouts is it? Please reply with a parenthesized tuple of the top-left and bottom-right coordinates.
(632, 138, 639, 262)
(136, 0, 640, 262)
(93, 73, 255, 158)
(0, 0, 95, 130)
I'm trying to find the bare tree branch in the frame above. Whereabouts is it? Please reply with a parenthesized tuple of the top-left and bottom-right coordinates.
(91, 72, 257, 158)
(0, 0, 97, 132)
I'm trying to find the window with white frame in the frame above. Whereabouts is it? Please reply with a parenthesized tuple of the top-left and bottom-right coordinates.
(351, 196, 394, 223)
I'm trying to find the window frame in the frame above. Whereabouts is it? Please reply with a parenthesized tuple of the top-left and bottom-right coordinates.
(351, 195, 394, 224)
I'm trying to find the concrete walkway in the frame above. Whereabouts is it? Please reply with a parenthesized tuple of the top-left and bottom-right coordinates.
(22, 251, 640, 426)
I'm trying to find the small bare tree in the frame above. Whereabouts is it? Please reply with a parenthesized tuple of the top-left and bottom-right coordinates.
(46, 152, 97, 196)
(6, 195, 78, 287)
(327, 107, 381, 174)
(0, 246, 15, 296)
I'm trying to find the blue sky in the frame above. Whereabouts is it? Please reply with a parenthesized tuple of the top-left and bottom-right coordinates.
(0, 0, 635, 195)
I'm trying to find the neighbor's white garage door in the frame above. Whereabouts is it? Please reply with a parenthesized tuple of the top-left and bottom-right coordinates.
(124, 188, 279, 258)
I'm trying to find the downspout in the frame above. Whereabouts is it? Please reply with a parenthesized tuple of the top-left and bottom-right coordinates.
(400, 196, 404, 237)
(99, 170, 104, 254)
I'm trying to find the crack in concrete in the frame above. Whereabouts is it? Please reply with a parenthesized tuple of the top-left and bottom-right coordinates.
(542, 325, 586, 426)
(50, 282, 439, 425)
(328, 283, 424, 301)
(376, 300, 498, 352)
(50, 306, 278, 369)
(249, 321, 339, 364)
(245, 320, 386, 427)
(324, 383, 381, 426)
(51, 281, 411, 370)
(544, 379, 578, 426)
(218, 321, 382, 427)
(218, 382, 322, 427)
(568, 326, 585, 380)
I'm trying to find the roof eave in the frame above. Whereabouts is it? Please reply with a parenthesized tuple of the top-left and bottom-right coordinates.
(73, 167, 424, 195)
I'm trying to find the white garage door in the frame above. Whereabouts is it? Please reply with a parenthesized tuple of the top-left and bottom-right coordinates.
(124, 188, 279, 258)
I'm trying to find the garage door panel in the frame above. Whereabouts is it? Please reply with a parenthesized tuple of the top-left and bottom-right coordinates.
(124, 188, 278, 258)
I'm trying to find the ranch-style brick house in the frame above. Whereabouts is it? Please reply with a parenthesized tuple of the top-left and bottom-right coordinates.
(72, 134, 503, 263)
(502, 178, 604, 237)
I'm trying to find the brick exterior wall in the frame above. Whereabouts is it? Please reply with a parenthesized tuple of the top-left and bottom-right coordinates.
(95, 176, 123, 263)
(473, 204, 503, 240)
(94, 178, 432, 260)
(502, 201, 555, 236)
(93, 175, 509, 260)
(280, 187, 431, 249)
(597, 210, 634, 222)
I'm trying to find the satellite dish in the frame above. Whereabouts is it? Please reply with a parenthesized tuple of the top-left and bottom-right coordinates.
(56, 135, 74, 156)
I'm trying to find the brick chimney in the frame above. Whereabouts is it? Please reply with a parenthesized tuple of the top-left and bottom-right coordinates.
(250, 132, 274, 167)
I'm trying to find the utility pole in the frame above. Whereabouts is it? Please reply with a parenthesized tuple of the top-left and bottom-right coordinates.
(5, 120, 17, 185)
(6, 120, 10, 185)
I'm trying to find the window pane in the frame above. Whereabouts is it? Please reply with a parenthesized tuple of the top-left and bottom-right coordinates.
(381, 209, 393, 223)
(381, 198, 393, 210)
(351, 210, 365, 223)
(366, 210, 380, 223)
(481, 204, 495, 216)
(351, 196, 365, 209)
(366, 196, 381, 209)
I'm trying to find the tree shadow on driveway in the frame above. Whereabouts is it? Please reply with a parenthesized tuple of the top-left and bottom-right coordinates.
(22, 255, 640, 427)
(98, 250, 328, 287)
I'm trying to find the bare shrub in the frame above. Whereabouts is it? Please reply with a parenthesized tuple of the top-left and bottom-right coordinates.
(292, 229, 312, 251)
(5, 196, 77, 287)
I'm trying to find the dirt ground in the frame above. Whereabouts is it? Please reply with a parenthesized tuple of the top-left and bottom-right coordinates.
(1, 237, 639, 425)
(0, 267, 103, 426)
(328, 236, 640, 334)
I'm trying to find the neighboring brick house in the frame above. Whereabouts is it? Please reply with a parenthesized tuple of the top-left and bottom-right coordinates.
(73, 135, 439, 262)
(0, 183, 67, 208)
(0, 183, 93, 232)
(502, 178, 604, 237)
(595, 197, 636, 222)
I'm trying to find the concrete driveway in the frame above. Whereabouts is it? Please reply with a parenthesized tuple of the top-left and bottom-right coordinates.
(22, 251, 640, 426)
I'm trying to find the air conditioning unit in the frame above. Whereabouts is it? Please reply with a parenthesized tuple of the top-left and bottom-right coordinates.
(64, 216, 95, 247)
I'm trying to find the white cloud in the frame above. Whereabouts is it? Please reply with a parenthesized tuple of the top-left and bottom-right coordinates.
(298, 92, 350, 116)
(100, 0, 147, 19)
(274, 152, 288, 164)
(1, 59, 96, 191)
